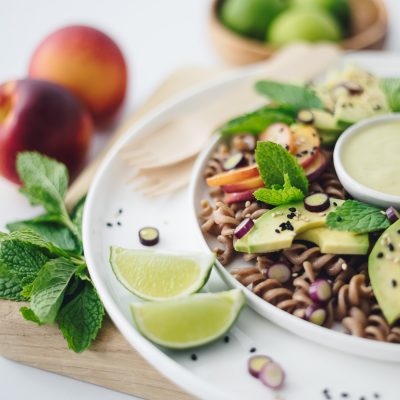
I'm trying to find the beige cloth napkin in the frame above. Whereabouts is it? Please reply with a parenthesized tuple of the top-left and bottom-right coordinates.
(66, 43, 341, 205)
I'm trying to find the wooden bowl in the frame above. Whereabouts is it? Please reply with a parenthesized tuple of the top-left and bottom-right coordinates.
(210, 0, 388, 65)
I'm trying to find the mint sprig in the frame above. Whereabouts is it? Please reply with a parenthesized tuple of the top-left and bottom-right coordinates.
(255, 80, 324, 111)
(254, 174, 305, 206)
(0, 152, 104, 352)
(326, 200, 390, 233)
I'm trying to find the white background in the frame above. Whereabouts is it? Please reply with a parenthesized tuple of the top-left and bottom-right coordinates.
(0, 0, 399, 399)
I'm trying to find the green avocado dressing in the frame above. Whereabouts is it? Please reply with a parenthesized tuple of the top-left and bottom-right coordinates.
(342, 120, 400, 196)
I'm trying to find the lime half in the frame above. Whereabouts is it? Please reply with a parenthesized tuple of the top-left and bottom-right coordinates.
(131, 289, 245, 349)
(110, 247, 215, 301)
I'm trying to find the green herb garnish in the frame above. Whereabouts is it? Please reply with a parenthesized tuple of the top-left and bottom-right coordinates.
(219, 105, 295, 137)
(255, 80, 324, 111)
(0, 152, 104, 352)
(256, 141, 308, 194)
(326, 200, 390, 233)
(380, 78, 400, 112)
(254, 174, 305, 206)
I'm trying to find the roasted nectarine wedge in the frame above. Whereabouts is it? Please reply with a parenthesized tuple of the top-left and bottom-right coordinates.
(222, 175, 264, 193)
(206, 165, 259, 187)
(292, 125, 320, 168)
(259, 123, 296, 153)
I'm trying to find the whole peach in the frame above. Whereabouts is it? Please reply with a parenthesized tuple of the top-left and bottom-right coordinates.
(28, 25, 127, 125)
(0, 79, 93, 183)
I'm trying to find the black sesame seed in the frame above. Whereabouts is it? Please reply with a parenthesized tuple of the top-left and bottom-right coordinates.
(287, 213, 295, 219)
(275, 229, 281, 234)
(323, 389, 331, 399)
(388, 243, 395, 252)
(397, 229, 400, 235)
(377, 252, 384, 258)
(341, 393, 348, 398)
(286, 221, 294, 231)
(106, 222, 113, 227)
(312, 133, 317, 137)
(336, 216, 343, 222)
(391, 279, 397, 288)
(360, 396, 366, 400)
(285, 145, 289, 150)
(296, 154, 301, 158)
(373, 393, 380, 398)
(333, 202, 338, 207)
(191, 353, 197, 361)
(118, 208, 123, 214)
(250, 347, 256, 353)
(289, 207, 296, 212)
(302, 150, 309, 155)
(223, 335, 230, 343)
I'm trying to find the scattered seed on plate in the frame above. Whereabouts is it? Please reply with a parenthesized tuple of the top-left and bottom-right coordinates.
(223, 335, 230, 343)
(191, 353, 197, 361)
(117, 221, 122, 226)
(250, 347, 257, 353)
(106, 222, 113, 227)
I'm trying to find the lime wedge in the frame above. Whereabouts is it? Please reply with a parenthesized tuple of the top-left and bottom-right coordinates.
(131, 289, 245, 349)
(109, 247, 215, 301)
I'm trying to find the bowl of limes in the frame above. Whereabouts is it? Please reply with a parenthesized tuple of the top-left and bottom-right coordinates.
(210, 0, 388, 65)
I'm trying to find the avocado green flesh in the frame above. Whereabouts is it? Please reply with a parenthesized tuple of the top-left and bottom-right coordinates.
(312, 109, 342, 132)
(234, 199, 347, 253)
(297, 227, 369, 255)
(369, 220, 400, 325)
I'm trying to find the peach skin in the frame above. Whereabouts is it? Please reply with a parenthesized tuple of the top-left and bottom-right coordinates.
(28, 25, 128, 125)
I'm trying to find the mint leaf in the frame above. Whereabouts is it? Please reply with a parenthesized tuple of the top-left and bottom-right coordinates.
(58, 283, 104, 353)
(8, 216, 81, 254)
(70, 196, 86, 240)
(17, 152, 68, 215)
(254, 174, 305, 206)
(20, 306, 42, 325)
(255, 141, 308, 195)
(30, 258, 77, 324)
(255, 81, 323, 110)
(219, 106, 295, 137)
(327, 200, 390, 233)
(0, 237, 50, 287)
(0, 262, 25, 301)
(380, 78, 400, 112)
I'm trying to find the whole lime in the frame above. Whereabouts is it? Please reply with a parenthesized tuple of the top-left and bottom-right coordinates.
(267, 8, 342, 45)
(220, 0, 289, 40)
(292, 0, 351, 31)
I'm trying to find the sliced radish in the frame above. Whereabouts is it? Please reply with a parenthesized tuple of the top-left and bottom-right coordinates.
(224, 189, 255, 204)
(267, 263, 291, 283)
(304, 151, 328, 182)
(138, 227, 159, 246)
(234, 218, 254, 239)
(248, 355, 273, 378)
(292, 125, 320, 168)
(223, 153, 245, 171)
(222, 175, 264, 193)
(259, 123, 296, 153)
(304, 193, 330, 212)
(304, 305, 327, 326)
(259, 362, 285, 390)
(309, 279, 332, 304)
(206, 165, 259, 187)
(297, 109, 314, 124)
(386, 206, 400, 224)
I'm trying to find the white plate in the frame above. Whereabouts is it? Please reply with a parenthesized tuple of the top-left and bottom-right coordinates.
(83, 52, 400, 400)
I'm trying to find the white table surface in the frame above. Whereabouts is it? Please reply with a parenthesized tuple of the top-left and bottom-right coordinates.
(0, 0, 399, 399)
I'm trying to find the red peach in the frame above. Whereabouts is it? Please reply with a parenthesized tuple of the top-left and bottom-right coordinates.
(28, 25, 127, 125)
(0, 79, 93, 183)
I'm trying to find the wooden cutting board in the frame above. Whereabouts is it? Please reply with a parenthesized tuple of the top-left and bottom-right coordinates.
(0, 66, 222, 400)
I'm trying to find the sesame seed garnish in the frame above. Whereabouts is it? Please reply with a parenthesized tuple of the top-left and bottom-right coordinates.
(292, 272, 298, 277)
(377, 252, 384, 258)
(275, 229, 280, 234)
(191, 354, 197, 361)
(245, 201, 251, 207)
(391, 279, 397, 288)
(250, 347, 257, 353)
(106, 222, 113, 227)
(117, 221, 122, 226)
(223, 335, 230, 343)
(388, 243, 395, 252)
(342, 263, 348, 271)
(333, 202, 338, 207)
(289, 207, 296, 212)
(380, 210, 386, 215)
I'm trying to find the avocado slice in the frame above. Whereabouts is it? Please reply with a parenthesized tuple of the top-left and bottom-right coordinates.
(234, 198, 345, 253)
(369, 220, 400, 325)
(297, 227, 369, 255)
(312, 109, 342, 133)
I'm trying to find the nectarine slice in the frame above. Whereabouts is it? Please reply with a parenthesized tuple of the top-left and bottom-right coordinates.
(206, 165, 259, 187)
(222, 176, 264, 193)
(292, 125, 320, 168)
(304, 151, 328, 182)
(259, 123, 296, 153)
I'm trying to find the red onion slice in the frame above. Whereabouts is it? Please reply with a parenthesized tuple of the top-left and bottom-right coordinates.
(304, 193, 330, 213)
(223, 152, 244, 171)
(309, 279, 332, 304)
(248, 355, 273, 378)
(267, 263, 291, 284)
(234, 218, 254, 239)
(304, 305, 327, 326)
(386, 206, 400, 224)
(259, 362, 285, 390)
(297, 109, 314, 124)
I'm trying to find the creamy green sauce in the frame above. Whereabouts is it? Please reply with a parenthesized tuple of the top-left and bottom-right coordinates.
(342, 120, 400, 196)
